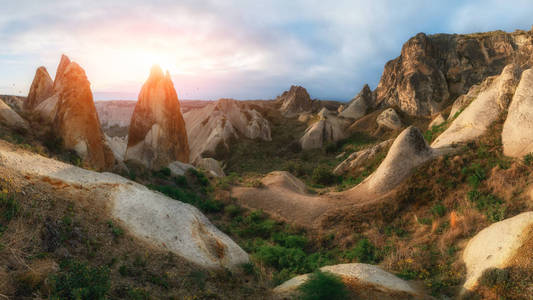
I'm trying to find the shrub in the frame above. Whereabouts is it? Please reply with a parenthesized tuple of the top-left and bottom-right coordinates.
(468, 190, 505, 222)
(524, 153, 533, 166)
(154, 167, 171, 178)
(431, 203, 446, 218)
(50, 260, 110, 300)
(298, 270, 349, 300)
(311, 166, 338, 186)
(345, 238, 378, 264)
(254, 245, 307, 272)
(148, 184, 222, 213)
(479, 268, 510, 287)
(224, 204, 242, 217)
(188, 169, 209, 187)
(174, 175, 188, 187)
(462, 163, 486, 188)
(273, 233, 308, 249)
(0, 191, 20, 223)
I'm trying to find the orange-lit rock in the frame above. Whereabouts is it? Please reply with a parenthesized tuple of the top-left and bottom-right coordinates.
(25, 66, 54, 111)
(125, 65, 189, 169)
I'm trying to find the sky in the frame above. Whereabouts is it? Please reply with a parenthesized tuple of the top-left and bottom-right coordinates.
(0, 0, 532, 101)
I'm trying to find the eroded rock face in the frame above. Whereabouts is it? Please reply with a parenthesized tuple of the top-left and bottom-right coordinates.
(339, 84, 373, 120)
(274, 263, 422, 299)
(432, 64, 521, 149)
(29, 55, 115, 171)
(276, 85, 313, 116)
(376, 108, 403, 131)
(25, 66, 54, 111)
(375, 30, 533, 116)
(463, 212, 533, 290)
(197, 157, 225, 177)
(502, 69, 533, 157)
(333, 139, 393, 175)
(299, 109, 349, 150)
(0, 97, 29, 131)
(183, 98, 271, 162)
(125, 66, 189, 169)
(358, 126, 435, 195)
(0, 140, 249, 270)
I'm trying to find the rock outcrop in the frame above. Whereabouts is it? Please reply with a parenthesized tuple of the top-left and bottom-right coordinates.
(24, 66, 54, 111)
(125, 65, 189, 169)
(432, 64, 521, 149)
(274, 263, 422, 299)
(333, 139, 393, 175)
(428, 113, 446, 129)
(29, 55, 115, 171)
(168, 161, 195, 177)
(462, 211, 533, 290)
(276, 85, 313, 116)
(338, 84, 373, 120)
(355, 126, 436, 195)
(375, 30, 533, 116)
(299, 109, 349, 150)
(183, 98, 271, 162)
(502, 69, 533, 157)
(0, 139, 249, 270)
(196, 158, 225, 177)
(0, 97, 29, 131)
(376, 108, 403, 131)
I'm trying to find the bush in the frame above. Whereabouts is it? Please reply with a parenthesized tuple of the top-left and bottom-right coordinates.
(467, 190, 505, 222)
(298, 270, 349, 300)
(431, 203, 446, 217)
(148, 184, 222, 213)
(254, 245, 307, 272)
(273, 232, 308, 249)
(524, 153, 533, 166)
(50, 260, 110, 300)
(311, 166, 338, 186)
(188, 168, 209, 187)
(345, 238, 378, 264)
(479, 268, 510, 287)
(0, 191, 20, 223)
(462, 163, 486, 188)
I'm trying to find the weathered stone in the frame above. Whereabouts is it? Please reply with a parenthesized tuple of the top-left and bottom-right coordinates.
(25, 66, 54, 111)
(376, 108, 402, 130)
(339, 84, 373, 120)
(276, 85, 313, 116)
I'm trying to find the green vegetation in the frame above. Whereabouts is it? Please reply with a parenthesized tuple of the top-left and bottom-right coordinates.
(344, 238, 380, 264)
(50, 260, 111, 300)
(424, 121, 448, 143)
(311, 165, 339, 186)
(298, 270, 349, 300)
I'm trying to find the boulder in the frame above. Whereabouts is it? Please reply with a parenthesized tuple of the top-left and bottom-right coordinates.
(0, 97, 29, 131)
(25, 66, 54, 111)
(0, 140, 249, 270)
(432, 64, 521, 149)
(196, 157, 225, 177)
(273, 263, 421, 299)
(462, 211, 533, 290)
(428, 113, 445, 129)
(168, 161, 195, 177)
(125, 65, 190, 169)
(333, 139, 393, 175)
(376, 108, 402, 131)
(30, 55, 115, 171)
(300, 110, 349, 150)
(183, 98, 271, 162)
(339, 84, 373, 120)
(276, 85, 313, 116)
(375, 30, 533, 116)
(502, 69, 533, 157)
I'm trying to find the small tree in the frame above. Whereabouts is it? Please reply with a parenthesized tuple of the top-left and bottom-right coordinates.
(298, 270, 349, 300)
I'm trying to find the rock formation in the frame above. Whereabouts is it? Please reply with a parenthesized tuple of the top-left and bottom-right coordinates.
(375, 30, 533, 116)
(183, 98, 271, 162)
(502, 68, 533, 157)
(428, 113, 446, 129)
(0, 140, 249, 270)
(29, 55, 115, 171)
(196, 158, 225, 177)
(24, 67, 54, 111)
(276, 85, 313, 116)
(95, 100, 136, 137)
(356, 126, 435, 195)
(0, 95, 25, 112)
(274, 263, 423, 299)
(299, 108, 349, 150)
(462, 211, 533, 290)
(125, 65, 189, 169)
(168, 161, 195, 177)
(432, 64, 521, 149)
(376, 108, 403, 131)
(0, 97, 29, 131)
(338, 84, 373, 120)
(333, 139, 393, 175)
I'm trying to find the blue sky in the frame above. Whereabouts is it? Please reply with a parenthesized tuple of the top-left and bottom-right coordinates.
(0, 0, 532, 101)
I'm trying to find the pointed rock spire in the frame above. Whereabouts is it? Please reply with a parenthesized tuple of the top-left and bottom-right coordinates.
(125, 65, 190, 169)
(25, 66, 54, 111)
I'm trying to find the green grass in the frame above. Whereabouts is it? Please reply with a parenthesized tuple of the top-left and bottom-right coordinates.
(50, 260, 110, 300)
(298, 270, 349, 300)
(424, 121, 449, 143)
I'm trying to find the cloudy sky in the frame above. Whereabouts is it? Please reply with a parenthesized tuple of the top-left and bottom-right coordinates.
(1, 0, 532, 101)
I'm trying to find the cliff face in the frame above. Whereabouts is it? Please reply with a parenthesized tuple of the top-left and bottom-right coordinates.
(125, 66, 189, 169)
(375, 29, 533, 116)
